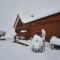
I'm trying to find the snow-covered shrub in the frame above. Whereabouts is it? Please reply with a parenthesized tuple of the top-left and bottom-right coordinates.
(50, 36, 60, 49)
(31, 34, 44, 52)
(30, 29, 46, 52)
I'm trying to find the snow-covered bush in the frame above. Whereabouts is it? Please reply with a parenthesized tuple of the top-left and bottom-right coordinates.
(31, 34, 44, 52)
(50, 36, 60, 49)
(30, 29, 46, 52)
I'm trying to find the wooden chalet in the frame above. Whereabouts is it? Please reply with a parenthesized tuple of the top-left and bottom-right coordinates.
(13, 12, 60, 42)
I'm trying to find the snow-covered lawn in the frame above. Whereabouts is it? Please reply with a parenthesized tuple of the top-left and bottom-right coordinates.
(0, 38, 60, 60)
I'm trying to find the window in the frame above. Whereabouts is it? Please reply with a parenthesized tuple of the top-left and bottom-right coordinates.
(20, 30, 27, 33)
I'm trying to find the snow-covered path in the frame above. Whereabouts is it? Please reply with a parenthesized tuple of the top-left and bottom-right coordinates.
(0, 39, 60, 60)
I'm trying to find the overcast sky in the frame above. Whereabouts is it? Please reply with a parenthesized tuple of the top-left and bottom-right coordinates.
(0, 0, 60, 38)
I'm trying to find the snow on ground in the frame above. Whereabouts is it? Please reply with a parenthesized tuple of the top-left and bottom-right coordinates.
(0, 38, 60, 60)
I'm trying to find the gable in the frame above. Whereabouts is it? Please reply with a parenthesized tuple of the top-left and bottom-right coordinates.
(13, 14, 23, 28)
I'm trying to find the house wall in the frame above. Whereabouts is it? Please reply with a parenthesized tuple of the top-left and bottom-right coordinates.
(15, 13, 60, 41)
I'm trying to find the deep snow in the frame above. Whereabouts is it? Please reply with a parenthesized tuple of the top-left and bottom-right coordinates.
(0, 38, 60, 60)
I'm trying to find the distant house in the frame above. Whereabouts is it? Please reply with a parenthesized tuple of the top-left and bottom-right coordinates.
(13, 12, 60, 42)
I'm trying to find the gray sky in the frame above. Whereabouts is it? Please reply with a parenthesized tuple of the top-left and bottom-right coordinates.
(0, 0, 60, 38)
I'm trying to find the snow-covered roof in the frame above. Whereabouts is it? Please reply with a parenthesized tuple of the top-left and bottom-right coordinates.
(14, 10, 60, 28)
(19, 10, 60, 23)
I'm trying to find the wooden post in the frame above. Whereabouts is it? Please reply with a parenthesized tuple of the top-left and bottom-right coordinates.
(14, 35, 17, 42)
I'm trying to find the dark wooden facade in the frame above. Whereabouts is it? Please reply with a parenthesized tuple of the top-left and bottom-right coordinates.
(14, 12, 60, 42)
